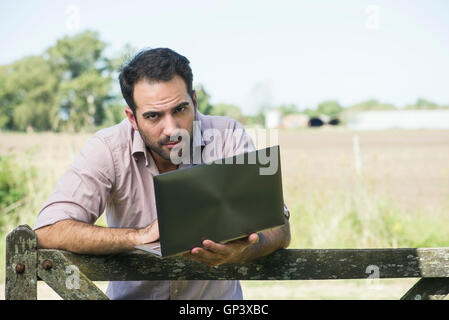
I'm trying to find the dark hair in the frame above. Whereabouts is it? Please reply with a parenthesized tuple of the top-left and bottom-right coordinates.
(119, 48, 194, 113)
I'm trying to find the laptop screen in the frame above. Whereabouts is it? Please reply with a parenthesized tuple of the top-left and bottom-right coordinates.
(150, 145, 285, 257)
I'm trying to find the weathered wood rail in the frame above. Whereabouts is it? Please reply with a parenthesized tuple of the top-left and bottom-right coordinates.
(5, 225, 449, 300)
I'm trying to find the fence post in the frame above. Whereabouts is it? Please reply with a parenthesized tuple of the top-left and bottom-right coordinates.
(5, 225, 38, 300)
(37, 250, 109, 300)
(401, 278, 449, 300)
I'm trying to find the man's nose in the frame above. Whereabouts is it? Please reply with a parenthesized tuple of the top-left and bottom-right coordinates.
(162, 114, 178, 137)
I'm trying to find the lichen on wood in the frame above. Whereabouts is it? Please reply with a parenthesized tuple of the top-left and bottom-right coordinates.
(5, 225, 38, 300)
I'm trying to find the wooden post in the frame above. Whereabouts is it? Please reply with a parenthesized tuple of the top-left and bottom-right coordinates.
(37, 250, 108, 300)
(5, 225, 38, 300)
(401, 278, 449, 300)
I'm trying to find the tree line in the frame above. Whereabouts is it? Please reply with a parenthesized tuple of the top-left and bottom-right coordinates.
(1, 30, 447, 132)
(0, 30, 255, 132)
(275, 98, 449, 120)
(0, 31, 124, 132)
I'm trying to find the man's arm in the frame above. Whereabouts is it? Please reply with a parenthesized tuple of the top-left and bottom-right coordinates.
(35, 219, 159, 255)
(34, 133, 161, 255)
(185, 219, 291, 267)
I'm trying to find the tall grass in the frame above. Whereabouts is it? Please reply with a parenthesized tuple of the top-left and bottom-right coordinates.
(0, 155, 34, 232)
(285, 175, 449, 250)
(0, 132, 102, 284)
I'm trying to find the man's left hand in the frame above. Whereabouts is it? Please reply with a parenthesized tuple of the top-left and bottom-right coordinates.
(184, 233, 259, 267)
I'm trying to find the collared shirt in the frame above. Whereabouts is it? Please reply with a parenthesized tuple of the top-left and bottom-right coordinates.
(33, 111, 256, 300)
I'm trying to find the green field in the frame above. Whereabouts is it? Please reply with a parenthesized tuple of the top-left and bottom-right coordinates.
(1, 128, 449, 299)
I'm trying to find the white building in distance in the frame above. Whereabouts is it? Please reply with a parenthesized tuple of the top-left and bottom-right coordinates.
(346, 110, 449, 130)
(265, 110, 282, 129)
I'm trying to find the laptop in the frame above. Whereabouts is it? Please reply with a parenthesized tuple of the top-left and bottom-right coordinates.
(135, 145, 286, 258)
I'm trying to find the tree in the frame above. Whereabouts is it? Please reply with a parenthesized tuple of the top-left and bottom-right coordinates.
(302, 108, 319, 118)
(245, 111, 265, 127)
(46, 30, 110, 79)
(0, 66, 13, 129)
(276, 104, 299, 116)
(107, 43, 137, 72)
(57, 70, 111, 131)
(46, 30, 113, 131)
(102, 102, 127, 127)
(348, 99, 396, 111)
(209, 103, 245, 123)
(404, 98, 447, 110)
(316, 100, 343, 117)
(0, 30, 115, 132)
(195, 85, 213, 115)
(99, 43, 137, 127)
(0, 56, 59, 131)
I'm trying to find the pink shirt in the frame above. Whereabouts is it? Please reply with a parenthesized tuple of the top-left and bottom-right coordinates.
(34, 111, 255, 300)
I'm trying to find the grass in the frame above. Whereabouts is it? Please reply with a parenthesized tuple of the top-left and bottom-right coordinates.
(1, 128, 449, 299)
(285, 176, 449, 250)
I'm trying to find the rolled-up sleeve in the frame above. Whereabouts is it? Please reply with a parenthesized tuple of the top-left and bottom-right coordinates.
(34, 135, 115, 230)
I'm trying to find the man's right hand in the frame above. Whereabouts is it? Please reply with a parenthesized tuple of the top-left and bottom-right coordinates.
(136, 219, 159, 245)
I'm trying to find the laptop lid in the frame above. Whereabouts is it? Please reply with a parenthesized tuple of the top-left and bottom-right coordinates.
(137, 145, 285, 258)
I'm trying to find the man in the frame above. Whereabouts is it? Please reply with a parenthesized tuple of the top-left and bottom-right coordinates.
(34, 48, 291, 300)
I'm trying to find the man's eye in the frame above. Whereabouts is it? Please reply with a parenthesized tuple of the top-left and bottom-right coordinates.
(145, 113, 158, 120)
(175, 106, 187, 113)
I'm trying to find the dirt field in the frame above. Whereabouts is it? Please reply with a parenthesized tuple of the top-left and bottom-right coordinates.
(275, 129, 449, 213)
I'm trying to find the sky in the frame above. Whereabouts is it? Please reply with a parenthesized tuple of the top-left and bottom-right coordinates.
(1, 0, 448, 115)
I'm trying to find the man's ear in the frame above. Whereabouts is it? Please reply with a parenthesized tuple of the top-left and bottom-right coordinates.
(125, 107, 139, 131)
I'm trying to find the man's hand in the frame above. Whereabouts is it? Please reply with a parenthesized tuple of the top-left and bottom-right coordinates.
(136, 219, 160, 245)
(184, 221, 291, 268)
(184, 233, 259, 267)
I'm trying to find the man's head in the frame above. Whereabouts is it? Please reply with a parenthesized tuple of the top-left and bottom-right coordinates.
(119, 48, 195, 115)
(119, 48, 197, 164)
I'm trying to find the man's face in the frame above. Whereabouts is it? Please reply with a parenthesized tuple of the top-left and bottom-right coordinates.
(125, 75, 197, 163)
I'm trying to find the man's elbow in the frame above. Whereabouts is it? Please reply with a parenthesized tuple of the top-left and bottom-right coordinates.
(34, 226, 52, 249)
(34, 221, 67, 249)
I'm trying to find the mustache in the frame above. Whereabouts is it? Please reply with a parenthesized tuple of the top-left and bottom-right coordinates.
(159, 134, 187, 145)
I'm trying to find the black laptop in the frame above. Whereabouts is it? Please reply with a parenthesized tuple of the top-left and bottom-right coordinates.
(135, 145, 286, 258)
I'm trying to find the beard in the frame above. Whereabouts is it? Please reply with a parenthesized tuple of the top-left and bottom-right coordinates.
(137, 122, 194, 163)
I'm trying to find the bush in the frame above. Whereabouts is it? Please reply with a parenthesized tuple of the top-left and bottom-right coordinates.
(0, 155, 34, 232)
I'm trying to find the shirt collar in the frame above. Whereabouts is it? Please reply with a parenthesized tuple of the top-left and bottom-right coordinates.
(131, 128, 149, 165)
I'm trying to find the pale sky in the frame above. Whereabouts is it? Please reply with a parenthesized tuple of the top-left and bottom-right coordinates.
(1, 0, 448, 115)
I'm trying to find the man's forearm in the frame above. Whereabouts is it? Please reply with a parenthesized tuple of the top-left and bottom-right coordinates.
(240, 220, 291, 263)
(35, 219, 141, 255)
